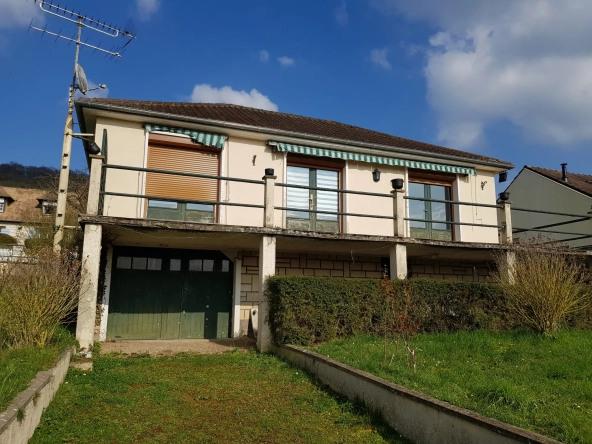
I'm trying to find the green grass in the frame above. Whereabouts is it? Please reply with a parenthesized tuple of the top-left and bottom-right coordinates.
(0, 327, 76, 411)
(312, 330, 592, 444)
(31, 350, 409, 443)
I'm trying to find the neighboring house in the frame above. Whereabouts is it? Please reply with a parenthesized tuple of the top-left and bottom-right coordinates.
(0, 186, 54, 243)
(503, 164, 592, 250)
(73, 98, 514, 350)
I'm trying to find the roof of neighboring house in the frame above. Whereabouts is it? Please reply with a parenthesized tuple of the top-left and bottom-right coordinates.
(0, 187, 44, 222)
(0, 187, 13, 201)
(525, 166, 592, 198)
(75, 98, 514, 169)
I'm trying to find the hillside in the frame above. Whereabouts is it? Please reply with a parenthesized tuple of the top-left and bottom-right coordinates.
(0, 162, 88, 188)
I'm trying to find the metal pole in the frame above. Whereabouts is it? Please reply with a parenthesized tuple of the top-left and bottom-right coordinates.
(53, 18, 82, 252)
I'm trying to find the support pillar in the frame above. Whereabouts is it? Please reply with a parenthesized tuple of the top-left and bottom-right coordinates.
(75, 223, 102, 352)
(389, 243, 408, 280)
(499, 200, 513, 244)
(263, 169, 277, 228)
(392, 189, 406, 237)
(257, 235, 276, 352)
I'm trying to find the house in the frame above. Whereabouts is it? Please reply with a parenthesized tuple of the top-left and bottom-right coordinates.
(502, 164, 592, 250)
(73, 98, 514, 351)
(0, 186, 55, 242)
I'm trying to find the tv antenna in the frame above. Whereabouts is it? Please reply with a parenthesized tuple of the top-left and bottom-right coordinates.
(28, 0, 137, 252)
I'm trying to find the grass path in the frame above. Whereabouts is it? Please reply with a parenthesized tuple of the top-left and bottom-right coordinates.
(31, 350, 408, 443)
(313, 330, 592, 444)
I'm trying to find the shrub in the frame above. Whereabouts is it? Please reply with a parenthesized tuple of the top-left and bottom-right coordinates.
(0, 247, 81, 348)
(266, 276, 513, 346)
(493, 239, 591, 335)
(0, 233, 17, 245)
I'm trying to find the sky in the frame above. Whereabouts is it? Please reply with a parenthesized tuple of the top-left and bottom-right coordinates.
(1, 0, 592, 187)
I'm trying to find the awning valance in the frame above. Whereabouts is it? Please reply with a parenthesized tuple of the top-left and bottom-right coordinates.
(144, 124, 227, 149)
(268, 141, 476, 176)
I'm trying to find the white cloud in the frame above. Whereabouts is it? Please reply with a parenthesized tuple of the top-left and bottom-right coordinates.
(278, 56, 295, 67)
(335, 1, 348, 25)
(376, 0, 592, 150)
(370, 48, 391, 70)
(136, 0, 160, 21)
(259, 49, 269, 62)
(0, 0, 44, 29)
(190, 84, 278, 111)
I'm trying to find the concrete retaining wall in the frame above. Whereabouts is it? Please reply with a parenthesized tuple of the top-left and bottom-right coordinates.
(273, 345, 560, 444)
(0, 346, 75, 444)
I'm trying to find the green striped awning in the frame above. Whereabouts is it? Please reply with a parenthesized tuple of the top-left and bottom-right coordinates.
(144, 124, 227, 149)
(269, 141, 477, 175)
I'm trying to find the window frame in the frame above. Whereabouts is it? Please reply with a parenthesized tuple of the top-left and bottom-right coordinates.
(0, 198, 4, 213)
(407, 170, 456, 241)
(144, 134, 222, 223)
(286, 154, 345, 233)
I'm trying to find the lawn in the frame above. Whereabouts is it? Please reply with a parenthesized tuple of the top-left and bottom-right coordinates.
(31, 349, 409, 443)
(312, 330, 592, 444)
(0, 327, 75, 411)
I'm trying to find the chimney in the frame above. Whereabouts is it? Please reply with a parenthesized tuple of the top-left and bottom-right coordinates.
(561, 163, 568, 182)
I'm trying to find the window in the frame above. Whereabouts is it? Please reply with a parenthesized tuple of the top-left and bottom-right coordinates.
(42, 200, 57, 216)
(286, 165, 340, 233)
(0, 198, 4, 213)
(408, 182, 453, 241)
(145, 135, 219, 223)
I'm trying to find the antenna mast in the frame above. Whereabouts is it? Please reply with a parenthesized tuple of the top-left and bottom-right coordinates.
(29, 0, 136, 252)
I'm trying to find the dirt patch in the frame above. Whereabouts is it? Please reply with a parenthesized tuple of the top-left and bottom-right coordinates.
(99, 337, 256, 356)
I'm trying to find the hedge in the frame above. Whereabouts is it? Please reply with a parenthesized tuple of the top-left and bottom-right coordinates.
(267, 276, 515, 346)
(0, 233, 17, 245)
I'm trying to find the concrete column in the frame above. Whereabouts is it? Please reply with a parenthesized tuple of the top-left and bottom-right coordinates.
(506, 250, 516, 285)
(232, 256, 243, 338)
(392, 189, 407, 237)
(257, 235, 276, 352)
(499, 201, 513, 244)
(86, 155, 105, 216)
(389, 243, 408, 280)
(75, 223, 102, 353)
(98, 245, 113, 341)
(263, 170, 277, 228)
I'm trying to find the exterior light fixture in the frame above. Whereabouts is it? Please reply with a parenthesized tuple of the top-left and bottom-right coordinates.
(391, 178, 404, 190)
(498, 171, 508, 183)
(84, 141, 101, 155)
(265, 168, 275, 176)
(498, 191, 510, 201)
(372, 169, 381, 182)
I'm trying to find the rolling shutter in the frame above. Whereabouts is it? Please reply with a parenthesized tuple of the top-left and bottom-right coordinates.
(146, 144, 219, 202)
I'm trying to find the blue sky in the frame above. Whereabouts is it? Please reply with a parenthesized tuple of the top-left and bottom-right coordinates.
(1, 0, 592, 185)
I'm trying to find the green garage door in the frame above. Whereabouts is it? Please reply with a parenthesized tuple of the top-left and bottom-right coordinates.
(107, 247, 233, 340)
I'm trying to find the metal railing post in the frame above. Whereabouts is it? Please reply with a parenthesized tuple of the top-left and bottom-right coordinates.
(263, 168, 276, 228)
(393, 189, 406, 237)
(87, 154, 105, 216)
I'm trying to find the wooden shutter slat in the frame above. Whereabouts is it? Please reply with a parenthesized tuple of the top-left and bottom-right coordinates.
(146, 145, 219, 202)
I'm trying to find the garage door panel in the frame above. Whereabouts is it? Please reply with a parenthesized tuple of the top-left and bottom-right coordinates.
(108, 249, 233, 340)
(107, 270, 163, 340)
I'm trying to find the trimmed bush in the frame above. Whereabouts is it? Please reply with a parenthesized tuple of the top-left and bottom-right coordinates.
(267, 276, 514, 346)
(0, 233, 17, 245)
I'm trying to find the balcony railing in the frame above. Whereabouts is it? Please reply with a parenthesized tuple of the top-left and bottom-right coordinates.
(87, 160, 513, 243)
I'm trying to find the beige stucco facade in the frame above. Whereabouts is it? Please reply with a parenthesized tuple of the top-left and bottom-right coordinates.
(91, 115, 502, 242)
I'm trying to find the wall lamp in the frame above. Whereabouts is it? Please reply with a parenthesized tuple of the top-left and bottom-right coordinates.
(84, 141, 101, 155)
(391, 178, 404, 190)
(498, 171, 508, 183)
(372, 168, 381, 182)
